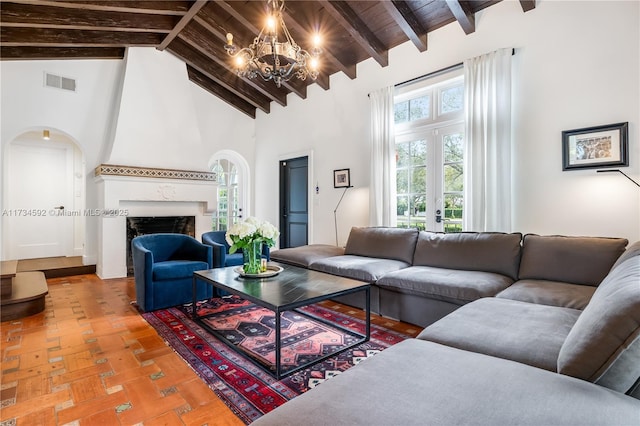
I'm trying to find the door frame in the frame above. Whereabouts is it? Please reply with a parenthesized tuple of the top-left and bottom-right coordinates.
(2, 129, 85, 260)
(278, 149, 314, 245)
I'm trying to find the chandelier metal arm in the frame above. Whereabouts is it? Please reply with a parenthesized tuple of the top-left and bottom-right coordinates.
(223, 0, 321, 88)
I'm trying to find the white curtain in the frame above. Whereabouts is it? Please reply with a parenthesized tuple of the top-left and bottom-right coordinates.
(463, 48, 512, 232)
(369, 86, 396, 226)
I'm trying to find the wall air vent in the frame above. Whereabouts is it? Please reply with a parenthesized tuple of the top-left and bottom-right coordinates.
(44, 72, 76, 92)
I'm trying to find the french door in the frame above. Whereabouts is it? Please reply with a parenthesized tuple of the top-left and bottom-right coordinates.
(395, 123, 464, 232)
(211, 159, 242, 231)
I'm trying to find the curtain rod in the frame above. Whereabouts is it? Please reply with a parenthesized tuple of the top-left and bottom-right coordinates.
(394, 48, 516, 89)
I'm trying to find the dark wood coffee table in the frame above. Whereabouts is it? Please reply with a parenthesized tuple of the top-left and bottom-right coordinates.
(192, 262, 370, 379)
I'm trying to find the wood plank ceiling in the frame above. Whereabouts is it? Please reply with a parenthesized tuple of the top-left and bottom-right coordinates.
(1, 0, 536, 118)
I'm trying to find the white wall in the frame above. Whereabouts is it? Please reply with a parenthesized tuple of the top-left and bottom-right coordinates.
(1, 50, 256, 262)
(254, 0, 640, 245)
(2, 0, 639, 262)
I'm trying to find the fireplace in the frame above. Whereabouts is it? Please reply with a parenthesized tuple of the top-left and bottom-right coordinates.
(126, 216, 195, 276)
(94, 164, 217, 279)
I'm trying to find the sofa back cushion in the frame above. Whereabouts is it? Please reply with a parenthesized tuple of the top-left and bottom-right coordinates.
(412, 231, 523, 280)
(557, 255, 640, 394)
(344, 227, 418, 264)
(518, 234, 627, 286)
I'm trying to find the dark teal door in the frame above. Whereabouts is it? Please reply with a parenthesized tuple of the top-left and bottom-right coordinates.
(280, 156, 308, 248)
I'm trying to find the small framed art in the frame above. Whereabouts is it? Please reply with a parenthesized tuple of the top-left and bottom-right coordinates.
(333, 168, 351, 188)
(562, 122, 628, 171)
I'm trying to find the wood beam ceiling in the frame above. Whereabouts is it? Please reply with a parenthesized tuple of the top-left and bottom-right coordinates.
(0, 1, 529, 118)
(445, 0, 475, 35)
(382, 1, 428, 53)
(317, 0, 388, 68)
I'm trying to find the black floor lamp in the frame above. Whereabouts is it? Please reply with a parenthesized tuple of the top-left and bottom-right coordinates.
(596, 169, 640, 188)
(333, 169, 352, 246)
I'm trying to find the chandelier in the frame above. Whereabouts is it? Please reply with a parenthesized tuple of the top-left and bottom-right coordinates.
(223, 0, 321, 88)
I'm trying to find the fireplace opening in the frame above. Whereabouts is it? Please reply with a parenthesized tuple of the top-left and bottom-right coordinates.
(126, 216, 196, 276)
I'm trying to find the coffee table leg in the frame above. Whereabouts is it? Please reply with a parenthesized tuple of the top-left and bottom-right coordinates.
(366, 286, 371, 339)
(192, 276, 197, 320)
(275, 309, 282, 379)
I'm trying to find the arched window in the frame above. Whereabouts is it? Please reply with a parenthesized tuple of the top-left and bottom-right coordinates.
(209, 151, 250, 231)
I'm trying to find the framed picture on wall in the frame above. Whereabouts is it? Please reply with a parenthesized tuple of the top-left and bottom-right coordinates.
(562, 122, 629, 171)
(333, 168, 351, 188)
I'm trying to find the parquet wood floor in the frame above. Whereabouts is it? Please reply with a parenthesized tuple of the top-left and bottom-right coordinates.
(1, 274, 421, 425)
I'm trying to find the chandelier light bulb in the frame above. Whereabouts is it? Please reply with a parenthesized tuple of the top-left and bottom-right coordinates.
(267, 15, 276, 31)
(223, 0, 321, 86)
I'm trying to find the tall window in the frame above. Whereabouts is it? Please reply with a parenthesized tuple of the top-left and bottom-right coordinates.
(394, 73, 464, 232)
(211, 159, 239, 231)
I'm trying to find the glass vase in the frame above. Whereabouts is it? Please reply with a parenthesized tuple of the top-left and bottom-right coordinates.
(243, 240, 262, 274)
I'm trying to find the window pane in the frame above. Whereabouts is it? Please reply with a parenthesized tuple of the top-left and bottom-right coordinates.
(411, 166, 426, 193)
(412, 194, 426, 217)
(444, 164, 463, 192)
(396, 169, 409, 194)
(397, 196, 409, 217)
(394, 101, 408, 124)
(410, 140, 427, 164)
(444, 194, 463, 218)
(443, 133, 464, 162)
(441, 85, 463, 113)
(396, 142, 410, 167)
(409, 96, 430, 121)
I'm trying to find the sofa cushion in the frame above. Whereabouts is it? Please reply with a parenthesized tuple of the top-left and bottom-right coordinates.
(376, 266, 513, 305)
(518, 234, 627, 286)
(496, 279, 596, 310)
(412, 231, 522, 280)
(309, 255, 409, 283)
(557, 256, 640, 393)
(270, 244, 345, 268)
(251, 339, 640, 426)
(418, 298, 581, 371)
(152, 260, 209, 281)
(344, 227, 418, 264)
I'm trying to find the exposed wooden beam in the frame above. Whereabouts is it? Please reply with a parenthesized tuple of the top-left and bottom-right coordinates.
(382, 1, 428, 52)
(445, 0, 475, 35)
(180, 19, 288, 106)
(167, 38, 272, 114)
(280, 8, 356, 80)
(187, 65, 256, 119)
(157, 0, 207, 51)
(317, 1, 388, 68)
(519, 0, 536, 12)
(0, 27, 163, 47)
(0, 46, 125, 60)
(0, 3, 176, 32)
(2, 0, 190, 15)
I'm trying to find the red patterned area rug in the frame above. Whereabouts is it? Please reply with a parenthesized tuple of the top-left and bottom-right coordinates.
(142, 295, 409, 424)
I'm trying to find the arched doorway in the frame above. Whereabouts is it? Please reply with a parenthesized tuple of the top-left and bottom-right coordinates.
(2, 129, 85, 260)
(209, 150, 250, 231)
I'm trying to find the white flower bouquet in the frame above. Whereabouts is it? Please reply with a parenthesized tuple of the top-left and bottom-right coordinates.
(225, 217, 280, 274)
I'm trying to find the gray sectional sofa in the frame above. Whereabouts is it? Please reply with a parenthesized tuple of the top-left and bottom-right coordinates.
(258, 227, 640, 425)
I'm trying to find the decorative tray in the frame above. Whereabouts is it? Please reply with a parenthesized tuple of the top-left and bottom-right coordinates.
(234, 265, 283, 278)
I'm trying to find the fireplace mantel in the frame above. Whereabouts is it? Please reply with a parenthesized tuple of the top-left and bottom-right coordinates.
(94, 165, 218, 279)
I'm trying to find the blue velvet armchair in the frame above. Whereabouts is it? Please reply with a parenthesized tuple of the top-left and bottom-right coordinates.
(131, 233, 214, 312)
(202, 230, 270, 268)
